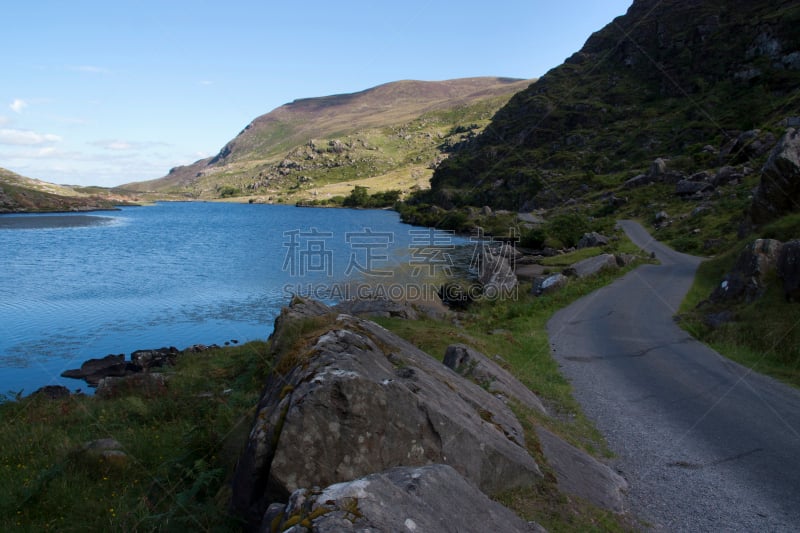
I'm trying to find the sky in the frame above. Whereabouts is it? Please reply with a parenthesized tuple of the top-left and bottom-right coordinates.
(0, 1, 632, 187)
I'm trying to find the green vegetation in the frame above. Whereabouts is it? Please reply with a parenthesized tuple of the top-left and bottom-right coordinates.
(678, 213, 800, 387)
(0, 342, 272, 531)
(375, 260, 644, 530)
(123, 78, 532, 203)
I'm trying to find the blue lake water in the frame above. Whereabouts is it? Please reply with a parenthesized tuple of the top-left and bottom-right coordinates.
(0, 202, 465, 395)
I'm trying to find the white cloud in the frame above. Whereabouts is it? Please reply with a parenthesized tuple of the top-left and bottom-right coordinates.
(200, 80, 213, 86)
(0, 116, 9, 126)
(0, 128, 61, 145)
(90, 139, 169, 151)
(10, 99, 28, 113)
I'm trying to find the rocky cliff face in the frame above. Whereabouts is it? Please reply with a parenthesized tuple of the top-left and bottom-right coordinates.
(231, 298, 627, 531)
(428, 0, 800, 210)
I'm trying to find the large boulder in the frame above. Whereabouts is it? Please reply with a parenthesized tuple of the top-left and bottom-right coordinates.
(532, 273, 569, 296)
(577, 231, 609, 249)
(231, 302, 541, 528)
(711, 239, 783, 302)
(443, 344, 547, 415)
(777, 240, 800, 302)
(333, 297, 419, 320)
(264, 465, 545, 533)
(751, 128, 800, 224)
(536, 427, 628, 513)
(569, 253, 618, 279)
(130, 346, 179, 370)
(478, 247, 518, 298)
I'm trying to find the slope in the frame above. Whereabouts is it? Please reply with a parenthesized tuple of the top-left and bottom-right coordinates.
(0, 167, 129, 213)
(423, 0, 799, 251)
(124, 77, 532, 201)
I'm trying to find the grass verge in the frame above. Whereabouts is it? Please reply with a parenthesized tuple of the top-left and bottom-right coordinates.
(0, 342, 272, 532)
(678, 213, 800, 388)
(376, 261, 645, 531)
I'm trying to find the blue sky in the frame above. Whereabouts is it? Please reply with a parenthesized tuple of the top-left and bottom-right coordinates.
(0, 1, 632, 187)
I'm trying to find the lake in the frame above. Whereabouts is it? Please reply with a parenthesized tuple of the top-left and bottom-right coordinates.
(0, 202, 467, 396)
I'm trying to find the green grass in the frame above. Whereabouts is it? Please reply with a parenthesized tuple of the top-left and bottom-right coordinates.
(0, 341, 272, 531)
(678, 213, 800, 388)
(376, 260, 645, 530)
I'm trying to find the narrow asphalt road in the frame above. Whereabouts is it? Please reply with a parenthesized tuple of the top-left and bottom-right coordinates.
(547, 220, 800, 532)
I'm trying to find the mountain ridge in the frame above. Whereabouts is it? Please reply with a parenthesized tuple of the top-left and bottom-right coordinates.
(123, 77, 533, 200)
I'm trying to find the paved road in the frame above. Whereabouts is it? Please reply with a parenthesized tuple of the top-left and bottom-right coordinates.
(547, 220, 800, 532)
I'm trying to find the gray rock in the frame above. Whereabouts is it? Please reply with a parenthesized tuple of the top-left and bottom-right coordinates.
(232, 302, 541, 527)
(712, 166, 744, 187)
(577, 231, 609, 249)
(536, 427, 628, 513)
(777, 240, 800, 302)
(478, 248, 518, 298)
(614, 253, 637, 267)
(721, 129, 777, 164)
(131, 346, 179, 370)
(79, 438, 128, 468)
(751, 128, 800, 223)
(650, 157, 668, 178)
(570, 254, 618, 279)
(444, 344, 546, 414)
(60, 354, 138, 387)
(532, 273, 568, 296)
(333, 298, 418, 320)
(675, 179, 712, 196)
(267, 465, 545, 533)
(711, 239, 783, 302)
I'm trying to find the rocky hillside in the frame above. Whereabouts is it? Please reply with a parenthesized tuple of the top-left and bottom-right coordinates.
(0, 166, 132, 213)
(420, 0, 799, 252)
(123, 77, 532, 202)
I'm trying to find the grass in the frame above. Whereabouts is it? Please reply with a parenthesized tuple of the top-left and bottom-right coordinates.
(678, 213, 800, 388)
(0, 341, 272, 531)
(375, 257, 646, 530)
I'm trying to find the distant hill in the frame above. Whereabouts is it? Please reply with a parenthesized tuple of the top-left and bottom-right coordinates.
(0, 167, 135, 213)
(123, 77, 533, 202)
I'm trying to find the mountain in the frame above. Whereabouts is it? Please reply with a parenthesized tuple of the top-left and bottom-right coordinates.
(424, 0, 799, 245)
(0, 167, 134, 213)
(124, 77, 532, 202)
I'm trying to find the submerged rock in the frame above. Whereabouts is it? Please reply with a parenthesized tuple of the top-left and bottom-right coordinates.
(61, 354, 138, 386)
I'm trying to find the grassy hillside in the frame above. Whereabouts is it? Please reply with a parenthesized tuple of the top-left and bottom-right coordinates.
(415, 0, 799, 254)
(0, 167, 138, 213)
(124, 78, 532, 202)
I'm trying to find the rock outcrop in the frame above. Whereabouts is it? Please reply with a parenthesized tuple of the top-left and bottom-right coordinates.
(711, 239, 783, 302)
(536, 427, 628, 513)
(577, 232, 610, 249)
(61, 354, 138, 386)
(778, 240, 800, 302)
(443, 343, 547, 415)
(478, 246, 519, 298)
(568, 253, 619, 279)
(231, 299, 542, 529)
(751, 128, 800, 224)
(264, 465, 545, 533)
